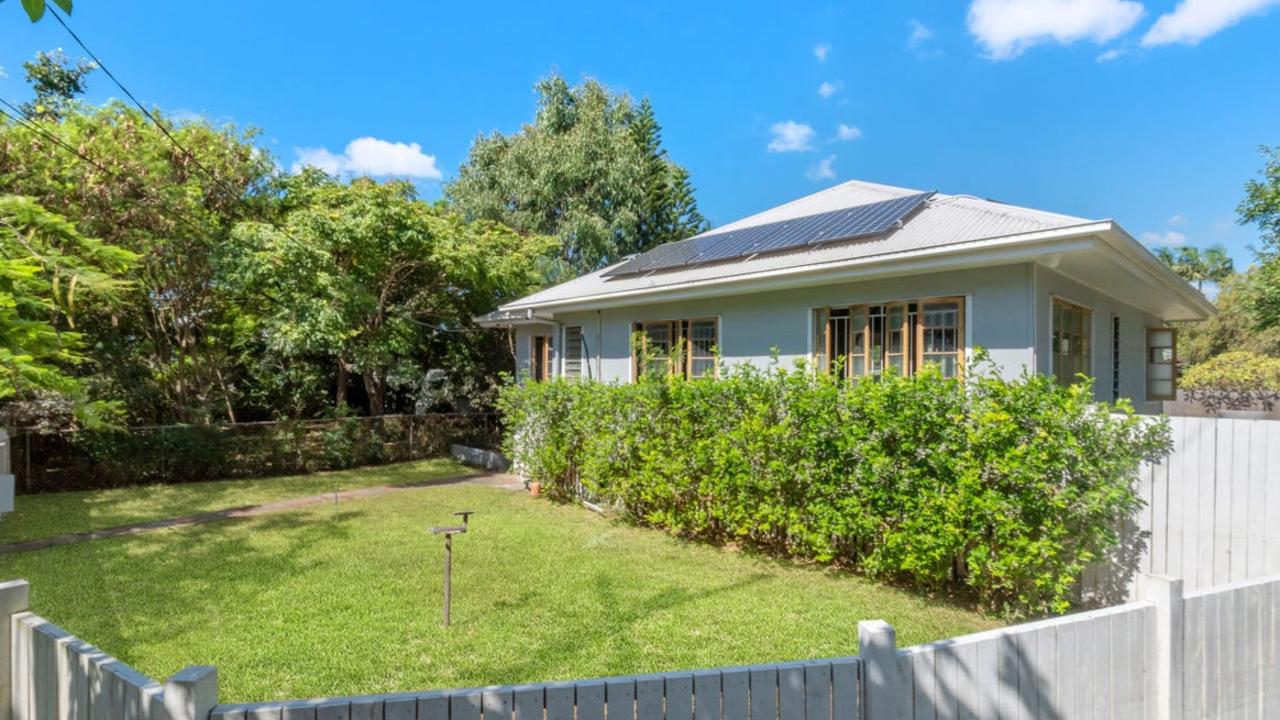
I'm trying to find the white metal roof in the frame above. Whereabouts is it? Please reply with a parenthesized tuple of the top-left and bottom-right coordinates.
(501, 180, 1092, 310)
(492, 179, 1211, 321)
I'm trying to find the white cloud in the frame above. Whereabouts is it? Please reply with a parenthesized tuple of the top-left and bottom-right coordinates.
(1095, 48, 1125, 61)
(807, 155, 837, 181)
(1142, 0, 1280, 46)
(967, 0, 1145, 59)
(835, 124, 863, 141)
(1140, 230, 1188, 246)
(907, 20, 935, 49)
(1168, 212, 1188, 225)
(291, 137, 443, 180)
(767, 121, 816, 153)
(814, 43, 831, 61)
(817, 81, 840, 99)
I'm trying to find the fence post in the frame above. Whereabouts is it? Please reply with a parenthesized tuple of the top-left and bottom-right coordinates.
(1137, 574, 1184, 720)
(0, 580, 29, 720)
(858, 620, 900, 720)
(164, 666, 217, 720)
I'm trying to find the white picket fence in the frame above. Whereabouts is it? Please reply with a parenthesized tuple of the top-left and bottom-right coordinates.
(5, 572, 1279, 720)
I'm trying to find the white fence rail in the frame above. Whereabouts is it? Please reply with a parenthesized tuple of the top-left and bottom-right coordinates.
(6, 572, 1280, 720)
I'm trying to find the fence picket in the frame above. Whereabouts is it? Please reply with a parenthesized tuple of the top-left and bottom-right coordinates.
(747, 669, 776, 720)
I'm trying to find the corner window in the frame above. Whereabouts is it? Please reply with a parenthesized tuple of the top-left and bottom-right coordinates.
(632, 318, 719, 380)
(1052, 298, 1091, 385)
(1146, 328, 1177, 401)
(563, 326, 584, 379)
(813, 297, 964, 380)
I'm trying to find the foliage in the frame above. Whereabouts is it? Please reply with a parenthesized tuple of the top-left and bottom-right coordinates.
(1175, 270, 1280, 365)
(447, 74, 707, 283)
(223, 171, 555, 416)
(498, 360, 1170, 617)
(1180, 351, 1280, 412)
(0, 98, 276, 424)
(1240, 145, 1280, 331)
(1153, 244, 1234, 292)
(4, 0, 70, 23)
(0, 477, 995, 700)
(0, 195, 134, 428)
(20, 49, 96, 121)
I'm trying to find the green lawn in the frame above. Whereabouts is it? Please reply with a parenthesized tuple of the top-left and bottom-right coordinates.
(0, 465, 998, 702)
(0, 458, 476, 544)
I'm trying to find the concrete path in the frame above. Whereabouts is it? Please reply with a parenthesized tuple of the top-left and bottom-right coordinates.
(0, 471, 525, 556)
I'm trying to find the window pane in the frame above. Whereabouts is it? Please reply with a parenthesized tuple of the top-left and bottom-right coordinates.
(691, 358, 715, 378)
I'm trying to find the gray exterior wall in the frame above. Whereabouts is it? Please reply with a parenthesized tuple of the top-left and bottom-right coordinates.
(513, 261, 1167, 413)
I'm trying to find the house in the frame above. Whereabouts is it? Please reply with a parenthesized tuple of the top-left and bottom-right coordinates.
(477, 180, 1213, 414)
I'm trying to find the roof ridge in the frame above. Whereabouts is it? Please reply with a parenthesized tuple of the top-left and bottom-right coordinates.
(713, 179, 920, 230)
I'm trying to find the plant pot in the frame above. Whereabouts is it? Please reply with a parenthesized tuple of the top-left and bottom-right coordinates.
(529, 481, 541, 498)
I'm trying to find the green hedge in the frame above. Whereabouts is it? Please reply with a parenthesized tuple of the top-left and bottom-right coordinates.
(498, 358, 1170, 617)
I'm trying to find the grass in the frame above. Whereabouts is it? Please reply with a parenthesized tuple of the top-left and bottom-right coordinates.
(0, 459, 476, 544)
(0, 466, 999, 702)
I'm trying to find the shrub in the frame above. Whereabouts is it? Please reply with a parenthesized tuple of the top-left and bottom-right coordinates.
(497, 358, 1170, 617)
(1180, 351, 1280, 413)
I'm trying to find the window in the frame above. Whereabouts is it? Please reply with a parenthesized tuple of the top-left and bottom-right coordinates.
(687, 319, 718, 378)
(1111, 315, 1121, 401)
(813, 297, 964, 380)
(531, 335, 552, 381)
(632, 318, 719, 379)
(563, 326, 584, 379)
(1146, 328, 1177, 401)
(1052, 298, 1091, 385)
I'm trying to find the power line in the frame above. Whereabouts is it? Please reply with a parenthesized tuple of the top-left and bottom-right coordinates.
(44, 6, 251, 209)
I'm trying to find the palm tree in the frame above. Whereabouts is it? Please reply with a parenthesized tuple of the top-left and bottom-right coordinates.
(1154, 244, 1234, 291)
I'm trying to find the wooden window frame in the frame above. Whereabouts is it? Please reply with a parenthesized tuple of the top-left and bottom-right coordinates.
(1051, 297, 1092, 386)
(1145, 327, 1178, 402)
(812, 296, 966, 380)
(685, 317, 720, 379)
(915, 296, 966, 379)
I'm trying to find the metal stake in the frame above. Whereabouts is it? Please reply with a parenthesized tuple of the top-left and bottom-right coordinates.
(430, 510, 474, 627)
(443, 533, 452, 626)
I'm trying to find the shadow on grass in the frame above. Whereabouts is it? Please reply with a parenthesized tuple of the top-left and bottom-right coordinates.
(460, 570, 770, 683)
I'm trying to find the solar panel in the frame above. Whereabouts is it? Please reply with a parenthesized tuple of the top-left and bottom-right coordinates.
(604, 191, 933, 278)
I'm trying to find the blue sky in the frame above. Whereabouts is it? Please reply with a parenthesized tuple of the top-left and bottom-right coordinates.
(1, 0, 1278, 267)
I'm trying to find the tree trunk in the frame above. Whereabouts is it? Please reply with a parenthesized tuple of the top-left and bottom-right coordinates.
(365, 371, 386, 416)
(336, 359, 350, 409)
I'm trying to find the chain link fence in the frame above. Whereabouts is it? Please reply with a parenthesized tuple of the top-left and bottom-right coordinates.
(8, 413, 500, 493)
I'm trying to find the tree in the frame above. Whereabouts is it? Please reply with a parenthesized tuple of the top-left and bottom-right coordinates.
(4, 0, 71, 23)
(1153, 244, 1234, 291)
(1176, 270, 1280, 365)
(1240, 145, 1280, 330)
(0, 195, 135, 428)
(0, 98, 276, 423)
(20, 50, 96, 122)
(447, 74, 707, 283)
(224, 171, 554, 416)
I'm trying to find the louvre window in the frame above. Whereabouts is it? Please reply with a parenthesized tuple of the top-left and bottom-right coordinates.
(562, 326, 584, 379)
